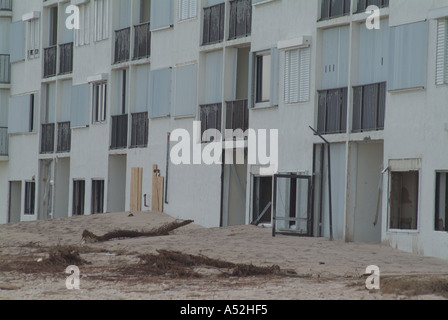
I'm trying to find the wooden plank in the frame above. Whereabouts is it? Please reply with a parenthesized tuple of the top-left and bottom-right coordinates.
(152, 165, 164, 212)
(130, 167, 142, 211)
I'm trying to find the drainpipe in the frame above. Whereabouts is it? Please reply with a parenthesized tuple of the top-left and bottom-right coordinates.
(310, 126, 333, 241)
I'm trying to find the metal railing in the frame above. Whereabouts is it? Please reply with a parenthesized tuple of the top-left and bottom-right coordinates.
(57, 121, 71, 153)
(228, 0, 252, 40)
(114, 27, 130, 64)
(130, 112, 148, 148)
(202, 3, 225, 45)
(0, 54, 10, 83)
(133, 22, 151, 60)
(0, 0, 12, 10)
(43, 46, 57, 78)
(40, 123, 55, 154)
(356, 0, 389, 13)
(226, 99, 249, 139)
(0, 127, 8, 156)
(59, 42, 73, 75)
(317, 87, 348, 135)
(320, 0, 351, 21)
(200, 103, 222, 143)
(111, 114, 128, 150)
(352, 82, 386, 133)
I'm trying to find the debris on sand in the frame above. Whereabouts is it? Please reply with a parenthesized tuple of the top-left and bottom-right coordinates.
(125, 250, 285, 279)
(380, 275, 448, 298)
(82, 219, 194, 243)
(45, 246, 89, 266)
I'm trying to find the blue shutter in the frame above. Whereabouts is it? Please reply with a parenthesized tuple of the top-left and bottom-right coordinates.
(150, 68, 171, 118)
(389, 21, 427, 91)
(174, 64, 197, 117)
(10, 21, 25, 63)
(70, 84, 90, 128)
(135, 64, 150, 113)
(150, 0, 173, 30)
(322, 26, 349, 89)
(8, 95, 30, 134)
(248, 51, 255, 108)
(359, 19, 389, 85)
(205, 50, 223, 104)
(60, 80, 72, 122)
(270, 47, 279, 107)
(0, 90, 8, 127)
(119, 0, 131, 29)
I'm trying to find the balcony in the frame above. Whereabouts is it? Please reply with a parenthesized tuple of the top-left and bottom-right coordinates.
(356, 0, 389, 13)
(0, 54, 10, 84)
(111, 114, 128, 150)
(317, 87, 348, 135)
(57, 121, 71, 153)
(41, 123, 55, 154)
(59, 42, 73, 75)
(43, 46, 57, 78)
(228, 0, 252, 40)
(114, 27, 130, 64)
(133, 22, 151, 60)
(0, 127, 8, 156)
(200, 103, 222, 143)
(130, 112, 148, 148)
(0, 0, 12, 11)
(352, 82, 386, 133)
(202, 2, 225, 45)
(320, 0, 350, 21)
(226, 99, 249, 138)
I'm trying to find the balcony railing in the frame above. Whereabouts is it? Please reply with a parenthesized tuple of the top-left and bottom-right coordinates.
(0, 0, 12, 10)
(320, 0, 351, 21)
(111, 114, 128, 150)
(43, 46, 57, 78)
(356, 0, 389, 13)
(130, 112, 148, 148)
(352, 82, 386, 133)
(226, 99, 249, 139)
(0, 127, 8, 156)
(41, 123, 55, 154)
(0, 54, 10, 84)
(59, 42, 73, 75)
(133, 22, 151, 60)
(202, 3, 225, 45)
(57, 121, 71, 153)
(200, 103, 222, 143)
(317, 87, 348, 135)
(229, 0, 252, 40)
(114, 27, 130, 64)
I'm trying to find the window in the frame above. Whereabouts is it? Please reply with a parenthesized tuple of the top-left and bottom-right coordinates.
(26, 18, 40, 59)
(29, 94, 35, 132)
(49, 6, 58, 46)
(24, 182, 35, 215)
(178, 0, 197, 21)
(320, 0, 350, 20)
(284, 47, 311, 104)
(389, 171, 419, 230)
(435, 172, 448, 232)
(200, 103, 222, 143)
(75, 3, 90, 46)
(92, 180, 104, 214)
(94, 0, 109, 41)
(73, 180, 85, 216)
(436, 18, 448, 85)
(92, 82, 107, 123)
(256, 53, 271, 103)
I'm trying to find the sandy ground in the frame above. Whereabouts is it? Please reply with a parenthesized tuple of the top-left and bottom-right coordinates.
(0, 211, 448, 300)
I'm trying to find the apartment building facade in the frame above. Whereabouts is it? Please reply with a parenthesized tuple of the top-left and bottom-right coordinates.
(1, 0, 448, 260)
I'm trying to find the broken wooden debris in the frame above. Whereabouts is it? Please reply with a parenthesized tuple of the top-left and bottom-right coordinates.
(82, 219, 194, 243)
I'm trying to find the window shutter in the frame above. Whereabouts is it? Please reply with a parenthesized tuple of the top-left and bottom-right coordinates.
(189, 0, 197, 19)
(270, 47, 279, 107)
(284, 50, 290, 103)
(284, 49, 299, 104)
(299, 47, 311, 102)
(204, 50, 223, 104)
(174, 64, 197, 117)
(70, 84, 90, 128)
(150, 68, 172, 118)
(436, 18, 448, 85)
(151, 0, 173, 30)
(248, 51, 255, 108)
(135, 64, 150, 113)
(8, 95, 31, 134)
(10, 21, 25, 63)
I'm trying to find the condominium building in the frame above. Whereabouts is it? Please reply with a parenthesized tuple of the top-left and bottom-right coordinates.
(1, 0, 448, 260)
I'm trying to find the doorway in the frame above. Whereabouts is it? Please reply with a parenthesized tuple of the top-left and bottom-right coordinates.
(8, 181, 22, 223)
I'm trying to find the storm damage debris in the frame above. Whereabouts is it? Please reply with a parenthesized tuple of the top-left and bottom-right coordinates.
(124, 250, 284, 278)
(81, 219, 194, 243)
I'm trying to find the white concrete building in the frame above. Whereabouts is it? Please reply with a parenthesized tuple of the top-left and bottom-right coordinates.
(1, 0, 448, 260)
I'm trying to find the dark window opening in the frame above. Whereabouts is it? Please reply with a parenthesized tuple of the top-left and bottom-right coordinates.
(24, 182, 35, 215)
(73, 180, 85, 216)
(91, 180, 104, 214)
(390, 171, 419, 230)
(435, 172, 448, 232)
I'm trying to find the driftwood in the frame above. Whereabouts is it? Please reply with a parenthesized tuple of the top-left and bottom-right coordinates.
(82, 219, 194, 243)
